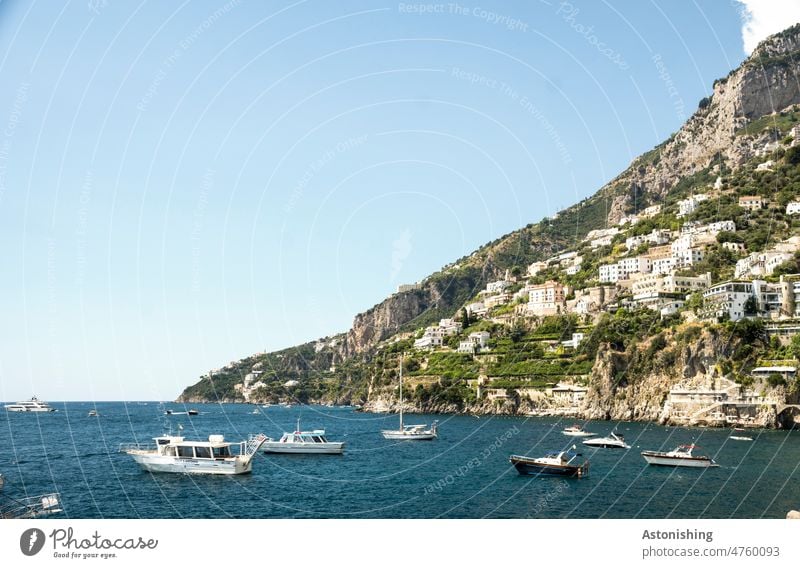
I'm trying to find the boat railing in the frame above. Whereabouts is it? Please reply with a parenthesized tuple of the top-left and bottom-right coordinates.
(0, 492, 62, 519)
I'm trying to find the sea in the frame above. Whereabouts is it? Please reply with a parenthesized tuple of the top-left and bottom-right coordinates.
(1, 402, 798, 519)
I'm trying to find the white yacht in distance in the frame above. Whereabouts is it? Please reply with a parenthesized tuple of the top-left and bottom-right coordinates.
(381, 356, 438, 441)
(582, 432, 630, 449)
(120, 433, 268, 475)
(260, 419, 345, 454)
(4, 396, 57, 412)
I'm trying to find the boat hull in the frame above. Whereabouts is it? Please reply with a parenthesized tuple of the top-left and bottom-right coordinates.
(381, 431, 436, 440)
(262, 442, 344, 454)
(510, 456, 589, 478)
(5, 406, 56, 412)
(641, 452, 717, 468)
(583, 437, 629, 449)
(126, 453, 252, 475)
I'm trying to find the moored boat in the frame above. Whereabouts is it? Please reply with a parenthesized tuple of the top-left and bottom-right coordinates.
(381, 355, 438, 440)
(120, 433, 268, 474)
(641, 445, 718, 468)
(729, 435, 753, 441)
(510, 449, 589, 478)
(561, 425, 595, 437)
(4, 396, 57, 412)
(583, 432, 630, 449)
(260, 419, 344, 454)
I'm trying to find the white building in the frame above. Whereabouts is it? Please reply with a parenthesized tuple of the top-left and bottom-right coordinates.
(561, 333, 585, 349)
(701, 280, 782, 321)
(786, 202, 800, 216)
(486, 280, 510, 294)
(722, 242, 746, 253)
(677, 194, 708, 218)
(586, 227, 620, 249)
(738, 196, 764, 210)
(735, 251, 794, 279)
(599, 257, 651, 283)
(526, 281, 566, 316)
(641, 204, 662, 218)
(625, 229, 671, 251)
(527, 261, 548, 276)
(632, 272, 712, 297)
(438, 319, 463, 335)
(673, 248, 705, 269)
(466, 301, 487, 317)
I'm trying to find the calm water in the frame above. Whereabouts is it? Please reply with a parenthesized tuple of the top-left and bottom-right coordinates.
(1, 402, 798, 518)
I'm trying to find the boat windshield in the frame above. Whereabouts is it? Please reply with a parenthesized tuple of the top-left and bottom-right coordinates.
(213, 446, 231, 458)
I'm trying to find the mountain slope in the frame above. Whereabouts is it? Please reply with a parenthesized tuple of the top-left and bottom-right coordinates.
(179, 25, 800, 405)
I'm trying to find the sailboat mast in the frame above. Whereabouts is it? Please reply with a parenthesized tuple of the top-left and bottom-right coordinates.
(399, 354, 404, 429)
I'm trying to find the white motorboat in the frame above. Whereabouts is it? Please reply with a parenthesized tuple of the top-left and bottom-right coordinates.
(729, 435, 753, 441)
(381, 356, 438, 440)
(4, 396, 57, 412)
(583, 432, 630, 449)
(641, 445, 719, 468)
(120, 433, 268, 475)
(260, 419, 345, 454)
(561, 425, 595, 437)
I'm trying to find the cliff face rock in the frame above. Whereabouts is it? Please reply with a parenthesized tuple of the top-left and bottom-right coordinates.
(343, 289, 438, 356)
(605, 25, 800, 224)
(582, 328, 729, 422)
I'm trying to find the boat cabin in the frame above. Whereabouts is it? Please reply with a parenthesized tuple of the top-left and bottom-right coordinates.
(278, 430, 329, 444)
(152, 435, 242, 459)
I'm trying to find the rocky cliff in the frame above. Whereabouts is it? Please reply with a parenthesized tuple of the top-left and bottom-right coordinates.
(603, 24, 800, 223)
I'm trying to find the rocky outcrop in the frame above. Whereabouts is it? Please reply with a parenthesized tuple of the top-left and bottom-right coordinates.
(604, 25, 800, 223)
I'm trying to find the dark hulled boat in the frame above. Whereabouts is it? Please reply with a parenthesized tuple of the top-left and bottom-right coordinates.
(509, 450, 589, 478)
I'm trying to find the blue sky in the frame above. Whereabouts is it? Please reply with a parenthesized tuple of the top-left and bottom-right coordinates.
(0, 0, 792, 400)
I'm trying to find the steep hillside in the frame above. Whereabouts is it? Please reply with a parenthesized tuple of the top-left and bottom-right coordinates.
(180, 25, 800, 418)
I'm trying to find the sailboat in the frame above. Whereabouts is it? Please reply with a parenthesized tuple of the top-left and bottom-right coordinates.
(381, 355, 438, 440)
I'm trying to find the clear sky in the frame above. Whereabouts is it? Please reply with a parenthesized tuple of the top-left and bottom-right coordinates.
(0, 0, 794, 401)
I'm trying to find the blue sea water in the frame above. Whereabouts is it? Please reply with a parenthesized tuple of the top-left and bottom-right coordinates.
(1, 402, 798, 518)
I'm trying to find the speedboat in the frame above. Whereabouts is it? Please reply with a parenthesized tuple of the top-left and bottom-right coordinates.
(729, 435, 753, 441)
(120, 433, 268, 474)
(510, 449, 589, 478)
(260, 419, 344, 454)
(641, 445, 718, 468)
(187, 409, 199, 416)
(88, 409, 98, 417)
(4, 397, 57, 412)
(583, 432, 630, 449)
(561, 425, 595, 437)
(381, 356, 438, 440)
